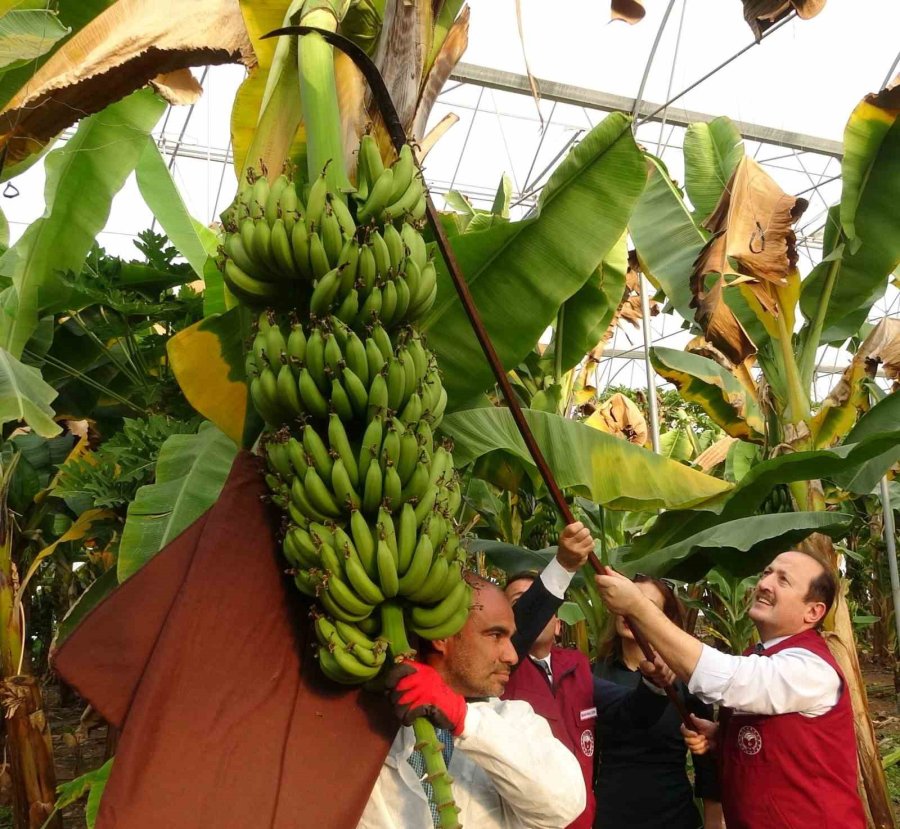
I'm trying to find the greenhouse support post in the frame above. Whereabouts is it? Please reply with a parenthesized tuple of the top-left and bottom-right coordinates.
(639, 275, 661, 453)
(880, 476, 900, 688)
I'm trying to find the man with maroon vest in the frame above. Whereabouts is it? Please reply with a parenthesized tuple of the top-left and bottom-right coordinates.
(594, 550, 865, 829)
(502, 571, 670, 829)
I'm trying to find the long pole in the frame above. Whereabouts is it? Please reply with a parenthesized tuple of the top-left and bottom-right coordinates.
(879, 476, 900, 703)
(263, 25, 693, 727)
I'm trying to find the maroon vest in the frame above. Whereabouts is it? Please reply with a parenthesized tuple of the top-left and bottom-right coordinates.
(720, 629, 864, 829)
(501, 646, 596, 829)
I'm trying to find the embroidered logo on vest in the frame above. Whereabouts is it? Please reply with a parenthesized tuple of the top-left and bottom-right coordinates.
(737, 725, 762, 755)
(580, 729, 594, 757)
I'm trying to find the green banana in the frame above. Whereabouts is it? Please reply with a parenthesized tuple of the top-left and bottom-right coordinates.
(344, 547, 386, 605)
(350, 508, 377, 576)
(367, 372, 389, 420)
(290, 220, 313, 281)
(305, 327, 327, 389)
(409, 594, 469, 641)
(304, 467, 342, 518)
(361, 457, 383, 515)
(303, 424, 333, 479)
(383, 222, 406, 273)
(358, 416, 384, 482)
(223, 260, 284, 306)
(376, 537, 399, 598)
(365, 336, 387, 378)
(270, 218, 296, 275)
(332, 457, 361, 511)
(330, 376, 355, 421)
(328, 413, 359, 487)
(310, 267, 342, 316)
(358, 168, 394, 225)
(388, 144, 415, 204)
(309, 232, 331, 280)
(410, 577, 469, 629)
(396, 502, 417, 574)
(341, 366, 370, 419)
(398, 534, 434, 596)
(276, 361, 303, 416)
(305, 166, 329, 232)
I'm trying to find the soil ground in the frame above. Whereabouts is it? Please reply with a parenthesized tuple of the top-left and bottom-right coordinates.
(1, 663, 899, 828)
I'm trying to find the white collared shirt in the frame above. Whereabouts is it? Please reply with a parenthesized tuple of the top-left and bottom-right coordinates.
(356, 698, 585, 828)
(687, 634, 841, 718)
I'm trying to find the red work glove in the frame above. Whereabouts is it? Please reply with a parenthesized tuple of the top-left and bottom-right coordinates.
(385, 661, 468, 736)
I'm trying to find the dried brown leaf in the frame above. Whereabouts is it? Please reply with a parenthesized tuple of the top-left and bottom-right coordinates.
(694, 436, 738, 471)
(413, 5, 469, 140)
(0, 0, 251, 167)
(690, 275, 756, 365)
(595, 393, 649, 446)
(416, 112, 460, 160)
(611, 0, 646, 24)
(742, 0, 826, 40)
(149, 69, 202, 106)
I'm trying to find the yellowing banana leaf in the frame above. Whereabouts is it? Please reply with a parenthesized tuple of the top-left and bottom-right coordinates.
(135, 136, 217, 281)
(0, 88, 166, 359)
(629, 154, 705, 324)
(423, 113, 645, 408)
(441, 407, 731, 511)
(118, 422, 237, 581)
(810, 318, 898, 448)
(0, 0, 250, 170)
(832, 390, 900, 495)
(617, 510, 853, 583)
(234, 0, 307, 183)
(0, 8, 69, 71)
(0, 346, 61, 437)
(841, 77, 899, 244)
(800, 83, 900, 347)
(650, 346, 764, 442)
(682, 116, 744, 223)
(167, 307, 257, 446)
(16, 507, 115, 603)
(556, 232, 628, 373)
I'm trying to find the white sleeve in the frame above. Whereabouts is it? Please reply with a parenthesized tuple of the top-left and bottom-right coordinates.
(456, 700, 586, 827)
(687, 645, 841, 717)
(540, 556, 575, 600)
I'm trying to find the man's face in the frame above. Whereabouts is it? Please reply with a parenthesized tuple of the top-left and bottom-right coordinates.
(505, 578, 559, 655)
(435, 582, 519, 698)
(748, 551, 827, 640)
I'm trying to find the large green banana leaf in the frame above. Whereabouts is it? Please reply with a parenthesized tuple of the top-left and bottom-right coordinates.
(441, 407, 731, 511)
(629, 429, 900, 555)
(650, 346, 764, 441)
(0, 0, 115, 110)
(799, 103, 900, 346)
(556, 233, 627, 373)
(832, 390, 900, 495)
(135, 137, 218, 281)
(0, 7, 70, 71)
(422, 113, 646, 409)
(617, 511, 855, 583)
(682, 116, 744, 223)
(118, 421, 237, 581)
(0, 346, 60, 437)
(0, 88, 165, 359)
(628, 154, 705, 323)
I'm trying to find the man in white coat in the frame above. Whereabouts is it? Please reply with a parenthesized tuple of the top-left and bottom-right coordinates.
(356, 572, 587, 828)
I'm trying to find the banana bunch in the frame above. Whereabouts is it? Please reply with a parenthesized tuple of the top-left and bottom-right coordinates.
(220, 153, 437, 324)
(354, 136, 427, 226)
(279, 495, 470, 641)
(758, 484, 794, 515)
(312, 613, 389, 685)
(246, 311, 448, 430)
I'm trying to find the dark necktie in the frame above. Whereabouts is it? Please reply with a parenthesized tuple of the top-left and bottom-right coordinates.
(407, 727, 454, 827)
(754, 642, 765, 654)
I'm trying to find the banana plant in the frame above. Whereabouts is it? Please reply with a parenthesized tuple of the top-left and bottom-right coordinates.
(628, 90, 900, 826)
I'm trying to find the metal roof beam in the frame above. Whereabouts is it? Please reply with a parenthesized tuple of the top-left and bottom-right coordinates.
(449, 62, 843, 159)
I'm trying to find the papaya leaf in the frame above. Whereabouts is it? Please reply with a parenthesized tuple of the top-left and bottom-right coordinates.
(118, 422, 237, 581)
(422, 112, 645, 409)
(442, 407, 731, 512)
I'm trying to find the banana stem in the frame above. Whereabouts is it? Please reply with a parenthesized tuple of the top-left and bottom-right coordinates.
(297, 6, 351, 196)
(413, 718, 462, 829)
(380, 602, 461, 828)
(774, 299, 809, 425)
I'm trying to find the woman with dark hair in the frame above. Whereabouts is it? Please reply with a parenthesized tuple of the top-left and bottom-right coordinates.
(593, 575, 723, 829)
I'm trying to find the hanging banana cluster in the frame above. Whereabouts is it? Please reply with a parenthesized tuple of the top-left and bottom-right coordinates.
(758, 485, 794, 515)
(219, 142, 434, 322)
(222, 134, 469, 686)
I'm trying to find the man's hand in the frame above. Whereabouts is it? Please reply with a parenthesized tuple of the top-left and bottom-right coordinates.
(639, 653, 676, 689)
(680, 714, 719, 755)
(594, 568, 648, 615)
(556, 522, 594, 572)
(384, 661, 468, 735)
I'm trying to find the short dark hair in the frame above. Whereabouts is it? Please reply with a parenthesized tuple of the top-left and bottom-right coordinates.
(505, 570, 540, 587)
(803, 554, 837, 616)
